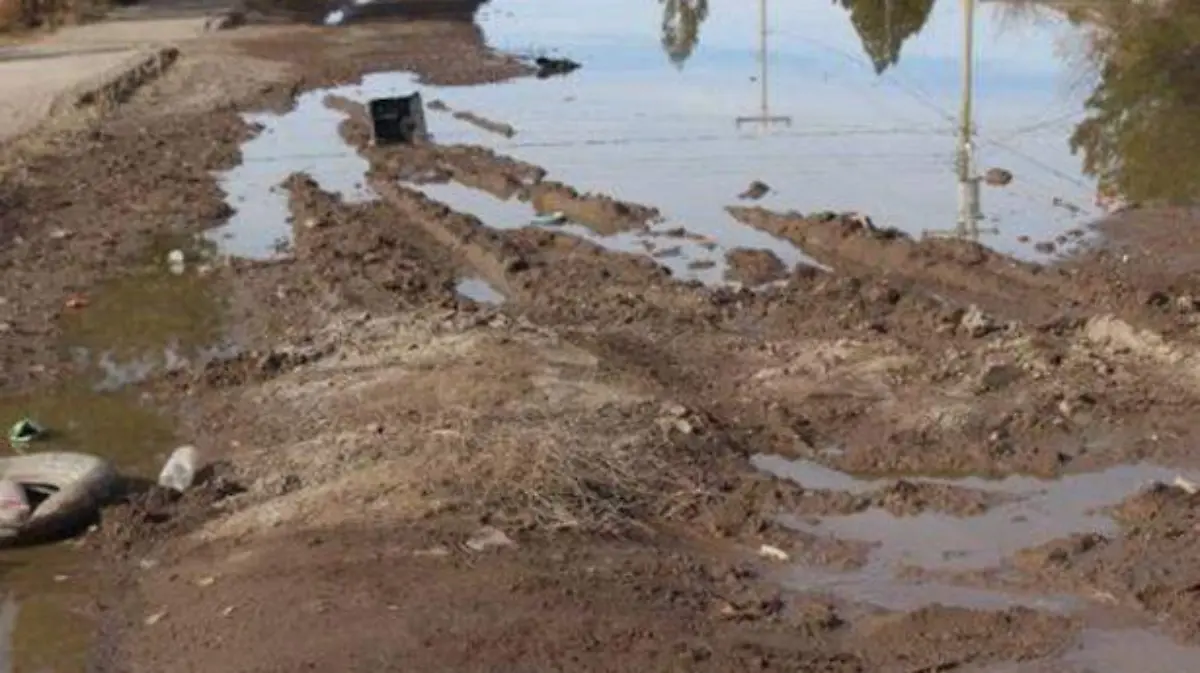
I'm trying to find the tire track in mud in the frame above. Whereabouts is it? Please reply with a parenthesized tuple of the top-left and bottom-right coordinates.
(316, 89, 1200, 483)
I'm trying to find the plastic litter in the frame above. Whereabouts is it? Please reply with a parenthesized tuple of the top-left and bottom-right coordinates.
(157, 445, 201, 493)
(166, 249, 186, 275)
(1173, 475, 1199, 495)
(532, 211, 567, 226)
(757, 544, 790, 562)
(8, 418, 45, 445)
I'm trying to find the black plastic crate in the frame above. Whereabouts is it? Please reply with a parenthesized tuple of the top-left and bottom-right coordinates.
(368, 93, 428, 145)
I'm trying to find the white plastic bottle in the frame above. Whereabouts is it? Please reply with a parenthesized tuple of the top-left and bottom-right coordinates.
(158, 446, 202, 493)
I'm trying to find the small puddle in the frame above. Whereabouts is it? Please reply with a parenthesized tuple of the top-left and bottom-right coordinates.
(212, 88, 374, 260)
(755, 455, 1194, 617)
(973, 628, 1200, 672)
(783, 563, 1080, 614)
(0, 232, 231, 673)
(455, 276, 506, 305)
(759, 456, 1192, 571)
(0, 383, 178, 673)
(420, 180, 736, 282)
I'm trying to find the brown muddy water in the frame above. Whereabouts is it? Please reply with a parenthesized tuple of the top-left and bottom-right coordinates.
(0, 234, 231, 672)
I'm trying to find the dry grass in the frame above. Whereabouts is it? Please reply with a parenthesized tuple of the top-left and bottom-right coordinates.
(191, 313, 729, 543)
(419, 407, 719, 534)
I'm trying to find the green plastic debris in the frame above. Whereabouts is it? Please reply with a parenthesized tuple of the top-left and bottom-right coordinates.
(531, 211, 568, 226)
(8, 418, 45, 445)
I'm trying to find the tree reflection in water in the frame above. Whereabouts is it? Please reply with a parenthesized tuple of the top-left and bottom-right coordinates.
(835, 0, 936, 74)
(659, 0, 709, 68)
(1071, 0, 1200, 204)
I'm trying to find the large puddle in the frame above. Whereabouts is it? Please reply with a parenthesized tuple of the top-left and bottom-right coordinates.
(212, 0, 1141, 281)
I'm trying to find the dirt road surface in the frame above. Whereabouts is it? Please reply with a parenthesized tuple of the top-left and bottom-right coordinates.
(4, 0, 1200, 671)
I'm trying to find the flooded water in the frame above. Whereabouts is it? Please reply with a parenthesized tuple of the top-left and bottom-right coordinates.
(214, 0, 1136, 279)
(474, 0, 1110, 255)
(87, 0, 1200, 669)
(214, 94, 374, 259)
(454, 276, 507, 304)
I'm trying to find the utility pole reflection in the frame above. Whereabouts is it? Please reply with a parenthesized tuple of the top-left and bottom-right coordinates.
(736, 0, 792, 132)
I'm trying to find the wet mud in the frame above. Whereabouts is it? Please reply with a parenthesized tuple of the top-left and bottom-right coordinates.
(6, 1, 1200, 672)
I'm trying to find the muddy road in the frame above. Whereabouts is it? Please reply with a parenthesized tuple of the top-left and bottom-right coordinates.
(3, 0, 1200, 671)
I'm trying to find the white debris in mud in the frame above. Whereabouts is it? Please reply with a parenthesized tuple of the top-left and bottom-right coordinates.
(758, 544, 790, 562)
(465, 526, 515, 552)
(158, 445, 202, 493)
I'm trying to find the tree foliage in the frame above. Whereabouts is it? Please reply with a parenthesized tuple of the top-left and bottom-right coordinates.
(835, 0, 936, 74)
(1070, 0, 1200, 203)
(660, 0, 710, 68)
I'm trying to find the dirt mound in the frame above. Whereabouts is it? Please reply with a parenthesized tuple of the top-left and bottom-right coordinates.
(1008, 481, 1200, 643)
(725, 247, 788, 286)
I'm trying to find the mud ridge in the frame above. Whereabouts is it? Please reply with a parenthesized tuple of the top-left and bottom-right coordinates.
(427, 98, 517, 137)
(727, 205, 1069, 322)
(49, 46, 181, 118)
(326, 93, 661, 235)
(524, 180, 661, 234)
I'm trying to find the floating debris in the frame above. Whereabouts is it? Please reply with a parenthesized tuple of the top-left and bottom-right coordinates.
(984, 168, 1013, 187)
(739, 180, 771, 200)
(534, 56, 581, 79)
(8, 417, 45, 445)
(157, 445, 202, 493)
(531, 211, 568, 226)
(758, 544, 790, 562)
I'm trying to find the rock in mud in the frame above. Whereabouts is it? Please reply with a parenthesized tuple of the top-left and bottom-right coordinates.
(959, 305, 998, 338)
(978, 363, 1022, 392)
(724, 248, 787, 286)
(739, 180, 770, 200)
(465, 526, 515, 552)
(984, 168, 1013, 187)
(534, 56, 581, 79)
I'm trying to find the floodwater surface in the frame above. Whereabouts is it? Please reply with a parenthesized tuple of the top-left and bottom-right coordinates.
(217, 0, 1130, 279)
(468, 0, 1105, 257)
